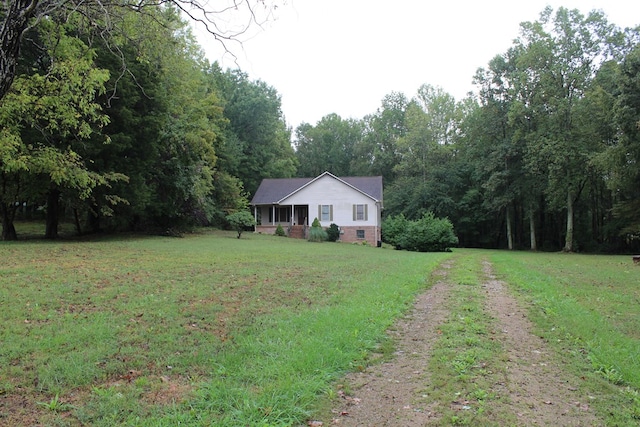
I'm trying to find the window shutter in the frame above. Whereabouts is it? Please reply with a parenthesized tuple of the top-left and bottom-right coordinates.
(318, 205, 321, 220)
(364, 204, 368, 221)
(330, 205, 333, 221)
(352, 204, 356, 221)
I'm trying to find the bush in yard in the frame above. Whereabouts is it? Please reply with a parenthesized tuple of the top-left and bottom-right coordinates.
(226, 211, 256, 239)
(383, 212, 458, 252)
(326, 223, 340, 242)
(381, 214, 410, 249)
(308, 217, 328, 242)
(275, 224, 286, 237)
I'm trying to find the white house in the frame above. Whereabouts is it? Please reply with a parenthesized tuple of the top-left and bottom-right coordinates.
(250, 171, 383, 246)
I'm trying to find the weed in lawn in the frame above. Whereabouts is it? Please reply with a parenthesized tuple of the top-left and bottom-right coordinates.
(37, 394, 72, 412)
(471, 388, 489, 401)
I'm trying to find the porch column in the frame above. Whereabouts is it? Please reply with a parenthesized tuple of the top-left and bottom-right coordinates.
(272, 205, 276, 225)
(291, 204, 295, 225)
(253, 206, 257, 232)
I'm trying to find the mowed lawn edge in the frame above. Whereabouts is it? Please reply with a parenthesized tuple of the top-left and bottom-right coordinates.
(486, 249, 640, 424)
(0, 230, 451, 426)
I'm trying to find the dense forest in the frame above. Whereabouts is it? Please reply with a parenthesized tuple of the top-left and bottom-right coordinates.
(1, 4, 639, 252)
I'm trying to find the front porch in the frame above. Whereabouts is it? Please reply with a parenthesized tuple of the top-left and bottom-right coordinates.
(253, 204, 309, 239)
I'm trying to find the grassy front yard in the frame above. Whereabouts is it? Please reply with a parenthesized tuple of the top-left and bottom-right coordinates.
(2, 230, 640, 425)
(0, 229, 450, 426)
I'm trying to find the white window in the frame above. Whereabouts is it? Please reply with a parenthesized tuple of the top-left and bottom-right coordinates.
(353, 204, 368, 221)
(320, 205, 332, 222)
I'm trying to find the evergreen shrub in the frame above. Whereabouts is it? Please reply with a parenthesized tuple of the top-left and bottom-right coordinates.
(275, 224, 286, 237)
(326, 223, 340, 242)
(308, 217, 328, 242)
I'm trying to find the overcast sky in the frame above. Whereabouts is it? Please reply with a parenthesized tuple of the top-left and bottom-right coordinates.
(194, 1, 640, 130)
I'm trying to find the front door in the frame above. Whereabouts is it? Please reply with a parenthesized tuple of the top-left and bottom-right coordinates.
(296, 206, 308, 226)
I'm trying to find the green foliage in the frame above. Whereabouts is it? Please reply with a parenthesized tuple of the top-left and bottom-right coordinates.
(381, 214, 409, 249)
(215, 69, 296, 195)
(326, 223, 340, 242)
(308, 217, 328, 242)
(275, 224, 286, 237)
(0, 23, 125, 240)
(350, 92, 407, 181)
(3, 7, 298, 237)
(382, 85, 464, 229)
(226, 211, 256, 238)
(2, 3, 640, 254)
(595, 45, 640, 238)
(294, 114, 363, 177)
(37, 394, 73, 413)
(383, 212, 458, 252)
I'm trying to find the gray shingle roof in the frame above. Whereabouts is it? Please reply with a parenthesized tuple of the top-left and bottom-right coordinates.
(250, 173, 383, 205)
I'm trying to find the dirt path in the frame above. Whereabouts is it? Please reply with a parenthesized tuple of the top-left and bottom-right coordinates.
(323, 258, 599, 426)
(327, 262, 455, 426)
(481, 261, 597, 426)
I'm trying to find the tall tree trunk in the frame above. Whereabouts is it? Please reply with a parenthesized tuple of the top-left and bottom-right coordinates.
(87, 207, 101, 233)
(529, 206, 537, 251)
(506, 207, 514, 250)
(0, 0, 40, 101)
(563, 190, 574, 252)
(1, 203, 18, 240)
(45, 188, 61, 239)
(73, 208, 82, 235)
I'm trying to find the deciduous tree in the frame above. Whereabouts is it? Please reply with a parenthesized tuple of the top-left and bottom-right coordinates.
(0, 0, 282, 102)
(294, 114, 363, 177)
(0, 24, 120, 240)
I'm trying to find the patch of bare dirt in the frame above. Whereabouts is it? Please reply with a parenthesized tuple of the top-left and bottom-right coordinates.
(326, 263, 455, 426)
(320, 259, 600, 426)
(0, 392, 42, 427)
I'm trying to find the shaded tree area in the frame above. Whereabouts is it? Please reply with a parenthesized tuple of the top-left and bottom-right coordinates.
(1, 1, 294, 239)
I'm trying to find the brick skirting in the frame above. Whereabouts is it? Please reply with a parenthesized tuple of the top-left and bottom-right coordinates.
(255, 225, 380, 247)
(339, 226, 379, 247)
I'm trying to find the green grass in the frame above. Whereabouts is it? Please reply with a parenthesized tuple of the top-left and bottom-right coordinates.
(4, 231, 640, 425)
(0, 229, 451, 426)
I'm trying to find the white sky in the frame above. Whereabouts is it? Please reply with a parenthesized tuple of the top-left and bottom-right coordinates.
(194, 1, 640, 130)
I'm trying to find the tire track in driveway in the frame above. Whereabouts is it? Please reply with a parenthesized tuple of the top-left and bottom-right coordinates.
(318, 257, 603, 426)
(327, 261, 455, 426)
(481, 260, 599, 426)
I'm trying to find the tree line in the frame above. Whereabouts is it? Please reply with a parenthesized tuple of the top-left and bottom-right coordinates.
(296, 7, 640, 253)
(0, 2, 295, 240)
(1, 4, 639, 253)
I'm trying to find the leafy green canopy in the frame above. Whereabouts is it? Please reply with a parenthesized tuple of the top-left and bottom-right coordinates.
(0, 23, 125, 240)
